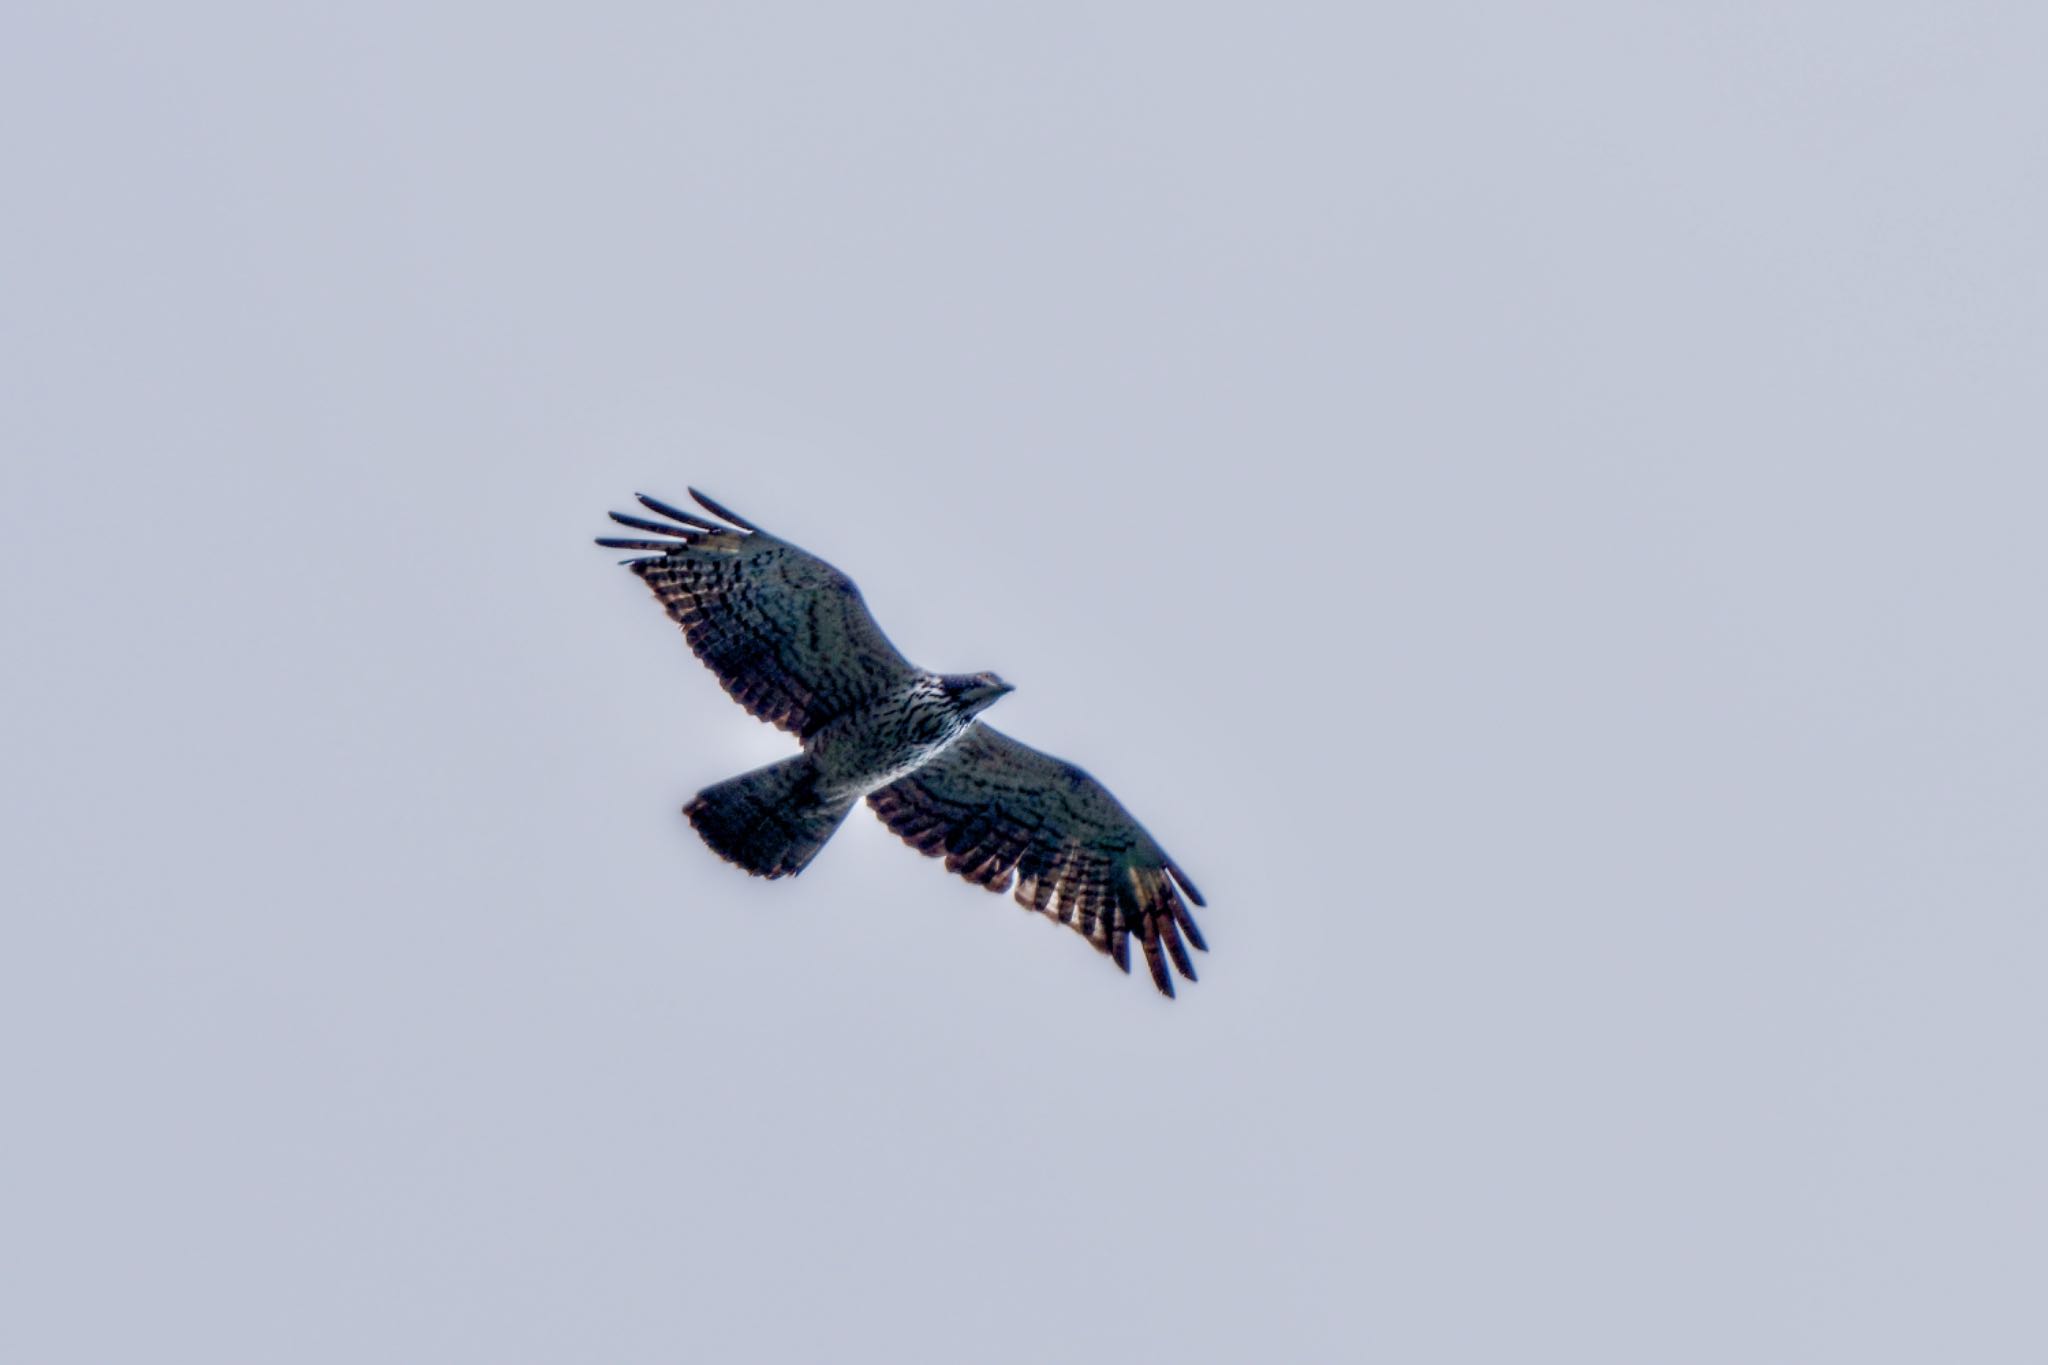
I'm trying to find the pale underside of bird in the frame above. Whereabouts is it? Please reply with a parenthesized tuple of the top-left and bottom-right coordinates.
(597, 488, 1209, 997)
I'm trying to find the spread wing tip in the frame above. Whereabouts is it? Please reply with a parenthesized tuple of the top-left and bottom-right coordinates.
(633, 493, 727, 533)
(606, 489, 762, 537)
(1143, 936, 1176, 998)
(598, 492, 761, 556)
(687, 487, 762, 532)
(1166, 860, 1207, 908)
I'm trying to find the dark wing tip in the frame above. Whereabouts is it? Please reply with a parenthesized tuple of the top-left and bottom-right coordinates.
(1162, 917, 1197, 982)
(1142, 934, 1176, 997)
(609, 510, 705, 541)
(1166, 861, 1207, 907)
(688, 487, 763, 532)
(633, 493, 725, 532)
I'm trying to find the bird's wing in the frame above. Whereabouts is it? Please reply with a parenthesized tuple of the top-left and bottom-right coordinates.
(867, 723, 1208, 997)
(598, 490, 918, 738)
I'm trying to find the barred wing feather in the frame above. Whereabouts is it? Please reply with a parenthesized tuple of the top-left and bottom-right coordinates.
(598, 490, 917, 738)
(867, 724, 1208, 996)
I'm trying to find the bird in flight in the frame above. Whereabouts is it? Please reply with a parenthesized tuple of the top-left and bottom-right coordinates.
(597, 488, 1209, 996)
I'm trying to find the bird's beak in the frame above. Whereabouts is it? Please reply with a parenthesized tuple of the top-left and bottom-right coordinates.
(967, 679, 1015, 711)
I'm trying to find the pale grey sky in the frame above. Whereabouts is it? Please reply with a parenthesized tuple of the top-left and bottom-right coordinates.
(4, 3, 2045, 1361)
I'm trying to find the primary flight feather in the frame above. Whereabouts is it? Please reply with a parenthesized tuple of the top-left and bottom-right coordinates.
(597, 489, 1208, 996)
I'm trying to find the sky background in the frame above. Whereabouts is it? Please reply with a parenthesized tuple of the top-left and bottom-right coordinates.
(4, 3, 2045, 1361)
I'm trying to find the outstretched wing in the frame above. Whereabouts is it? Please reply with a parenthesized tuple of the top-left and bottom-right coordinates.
(597, 490, 917, 738)
(867, 724, 1208, 997)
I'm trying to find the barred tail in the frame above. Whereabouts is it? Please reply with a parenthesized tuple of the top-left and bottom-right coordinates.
(684, 755, 853, 879)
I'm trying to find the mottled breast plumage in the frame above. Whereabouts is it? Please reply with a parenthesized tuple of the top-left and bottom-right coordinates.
(807, 676, 977, 800)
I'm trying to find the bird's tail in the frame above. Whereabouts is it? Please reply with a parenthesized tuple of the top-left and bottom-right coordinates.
(684, 754, 854, 879)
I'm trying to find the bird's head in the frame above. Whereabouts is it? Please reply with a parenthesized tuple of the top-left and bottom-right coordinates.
(944, 671, 1015, 717)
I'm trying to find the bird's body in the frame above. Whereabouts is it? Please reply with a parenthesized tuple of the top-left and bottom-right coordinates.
(597, 489, 1208, 996)
(804, 674, 989, 803)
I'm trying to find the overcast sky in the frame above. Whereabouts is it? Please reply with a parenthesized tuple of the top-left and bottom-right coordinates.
(4, 3, 2045, 1361)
